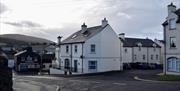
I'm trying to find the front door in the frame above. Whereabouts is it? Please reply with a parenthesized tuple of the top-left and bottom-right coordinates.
(74, 60, 78, 72)
(64, 59, 70, 70)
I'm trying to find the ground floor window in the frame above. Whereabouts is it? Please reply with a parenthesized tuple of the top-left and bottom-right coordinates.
(167, 57, 180, 72)
(88, 61, 97, 71)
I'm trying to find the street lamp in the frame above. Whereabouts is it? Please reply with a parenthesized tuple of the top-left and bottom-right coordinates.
(57, 36, 62, 69)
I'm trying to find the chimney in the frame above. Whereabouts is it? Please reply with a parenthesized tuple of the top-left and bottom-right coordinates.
(119, 33, 125, 40)
(57, 36, 62, 45)
(81, 23, 87, 33)
(102, 18, 108, 27)
(168, 3, 176, 15)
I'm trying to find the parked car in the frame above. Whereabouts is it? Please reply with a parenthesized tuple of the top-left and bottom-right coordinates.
(123, 63, 131, 70)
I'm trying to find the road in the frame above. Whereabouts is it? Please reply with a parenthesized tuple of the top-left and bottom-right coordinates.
(13, 70, 180, 91)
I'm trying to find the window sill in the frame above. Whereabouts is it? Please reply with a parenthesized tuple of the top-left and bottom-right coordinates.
(169, 28, 176, 30)
(90, 52, 96, 54)
(167, 70, 180, 73)
(169, 47, 177, 50)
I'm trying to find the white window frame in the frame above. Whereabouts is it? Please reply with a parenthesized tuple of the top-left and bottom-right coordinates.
(170, 37, 176, 48)
(66, 45, 69, 53)
(74, 45, 78, 53)
(143, 55, 146, 60)
(167, 57, 180, 72)
(90, 44, 96, 53)
(151, 55, 153, 60)
(156, 55, 158, 60)
(169, 18, 176, 30)
(88, 61, 97, 71)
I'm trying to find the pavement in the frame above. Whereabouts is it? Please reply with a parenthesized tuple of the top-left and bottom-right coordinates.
(13, 69, 180, 91)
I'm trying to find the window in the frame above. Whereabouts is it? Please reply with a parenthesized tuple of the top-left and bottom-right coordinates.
(134, 55, 137, 60)
(170, 37, 176, 48)
(137, 43, 142, 51)
(156, 55, 158, 60)
(169, 18, 176, 29)
(90, 44, 96, 53)
(88, 61, 97, 70)
(74, 45, 78, 53)
(66, 45, 69, 53)
(153, 48, 156, 51)
(151, 55, 153, 60)
(124, 49, 127, 53)
(21, 57, 25, 62)
(176, 61, 180, 71)
(143, 55, 146, 60)
(138, 47, 141, 51)
(167, 57, 180, 72)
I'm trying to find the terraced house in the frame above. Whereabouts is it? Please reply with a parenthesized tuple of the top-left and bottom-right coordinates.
(56, 18, 122, 74)
(119, 33, 161, 68)
(162, 3, 180, 75)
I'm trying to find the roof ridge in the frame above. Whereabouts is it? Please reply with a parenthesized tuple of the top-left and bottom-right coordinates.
(125, 37, 151, 40)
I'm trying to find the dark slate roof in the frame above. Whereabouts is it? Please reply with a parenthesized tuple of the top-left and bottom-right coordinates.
(163, 8, 180, 26)
(14, 47, 40, 57)
(42, 54, 55, 63)
(122, 38, 161, 48)
(175, 9, 180, 23)
(159, 40, 165, 44)
(61, 25, 108, 44)
(42, 54, 55, 60)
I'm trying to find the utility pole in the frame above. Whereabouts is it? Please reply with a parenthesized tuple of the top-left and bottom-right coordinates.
(57, 36, 62, 69)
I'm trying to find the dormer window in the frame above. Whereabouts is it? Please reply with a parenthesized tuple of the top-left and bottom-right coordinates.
(169, 18, 176, 29)
(71, 34, 77, 39)
(137, 43, 142, 51)
(153, 44, 157, 51)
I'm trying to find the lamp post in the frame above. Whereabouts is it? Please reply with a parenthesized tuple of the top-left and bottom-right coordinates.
(57, 36, 62, 69)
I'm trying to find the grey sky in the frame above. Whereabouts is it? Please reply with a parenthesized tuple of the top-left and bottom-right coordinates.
(0, 0, 180, 42)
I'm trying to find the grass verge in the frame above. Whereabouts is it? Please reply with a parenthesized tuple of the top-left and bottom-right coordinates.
(157, 74, 180, 81)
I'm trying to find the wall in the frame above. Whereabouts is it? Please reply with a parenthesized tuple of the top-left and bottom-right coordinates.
(164, 10, 180, 75)
(83, 25, 121, 73)
(122, 47, 133, 63)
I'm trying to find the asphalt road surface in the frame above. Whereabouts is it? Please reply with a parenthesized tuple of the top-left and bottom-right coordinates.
(13, 70, 180, 91)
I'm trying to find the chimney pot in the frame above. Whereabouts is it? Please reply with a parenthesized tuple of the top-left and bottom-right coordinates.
(57, 36, 62, 45)
(102, 18, 108, 27)
(168, 2, 176, 15)
(119, 33, 125, 40)
(81, 23, 87, 33)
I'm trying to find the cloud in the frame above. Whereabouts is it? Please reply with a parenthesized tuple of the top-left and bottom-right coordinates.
(0, 2, 8, 14)
(1, 0, 180, 42)
(4, 21, 42, 28)
(117, 12, 132, 19)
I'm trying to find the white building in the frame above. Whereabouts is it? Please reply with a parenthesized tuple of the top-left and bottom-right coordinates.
(154, 39, 165, 64)
(119, 33, 161, 66)
(56, 18, 122, 74)
(162, 3, 180, 75)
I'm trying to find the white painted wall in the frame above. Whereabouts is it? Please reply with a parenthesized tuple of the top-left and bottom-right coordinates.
(154, 40, 165, 64)
(164, 8, 180, 75)
(148, 47, 161, 64)
(55, 22, 122, 74)
(122, 47, 133, 63)
(133, 47, 148, 63)
(83, 25, 121, 73)
(122, 47, 161, 64)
